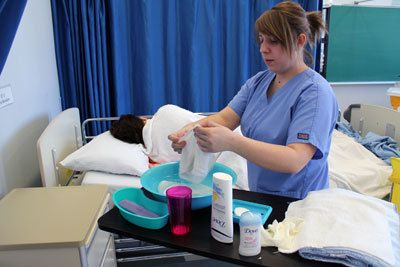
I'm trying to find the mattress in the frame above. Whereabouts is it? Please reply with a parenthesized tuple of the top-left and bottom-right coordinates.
(82, 171, 142, 194)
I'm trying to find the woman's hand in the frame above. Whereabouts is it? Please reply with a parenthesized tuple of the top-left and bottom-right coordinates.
(168, 124, 193, 154)
(193, 120, 235, 153)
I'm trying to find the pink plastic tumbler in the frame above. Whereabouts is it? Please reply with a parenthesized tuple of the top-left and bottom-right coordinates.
(166, 186, 192, 235)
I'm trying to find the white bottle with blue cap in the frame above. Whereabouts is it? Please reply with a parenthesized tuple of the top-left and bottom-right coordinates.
(239, 211, 262, 256)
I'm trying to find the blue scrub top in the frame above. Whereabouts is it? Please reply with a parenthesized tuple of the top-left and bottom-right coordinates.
(228, 68, 338, 199)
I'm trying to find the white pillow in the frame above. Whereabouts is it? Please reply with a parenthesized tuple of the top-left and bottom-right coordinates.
(60, 131, 149, 176)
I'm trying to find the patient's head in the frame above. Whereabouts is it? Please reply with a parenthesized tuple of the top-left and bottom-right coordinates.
(110, 114, 145, 145)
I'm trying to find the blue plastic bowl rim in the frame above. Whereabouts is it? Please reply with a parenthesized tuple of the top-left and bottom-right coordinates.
(113, 187, 169, 220)
(141, 161, 237, 200)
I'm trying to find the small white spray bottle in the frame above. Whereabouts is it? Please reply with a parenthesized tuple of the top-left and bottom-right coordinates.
(211, 172, 233, 243)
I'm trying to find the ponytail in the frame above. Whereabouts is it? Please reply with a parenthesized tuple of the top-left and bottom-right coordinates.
(306, 11, 326, 45)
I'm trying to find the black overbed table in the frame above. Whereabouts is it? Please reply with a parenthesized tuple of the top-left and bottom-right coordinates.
(98, 189, 339, 267)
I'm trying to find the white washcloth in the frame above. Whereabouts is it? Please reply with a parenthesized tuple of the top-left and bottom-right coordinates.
(261, 188, 399, 267)
(179, 127, 218, 183)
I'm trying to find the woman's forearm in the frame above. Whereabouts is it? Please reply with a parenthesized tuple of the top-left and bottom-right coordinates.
(207, 107, 240, 130)
(229, 134, 315, 173)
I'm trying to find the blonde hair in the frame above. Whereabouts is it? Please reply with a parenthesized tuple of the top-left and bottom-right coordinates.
(255, 1, 325, 66)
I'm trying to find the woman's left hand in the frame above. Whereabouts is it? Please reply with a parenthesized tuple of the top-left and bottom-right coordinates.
(193, 120, 235, 153)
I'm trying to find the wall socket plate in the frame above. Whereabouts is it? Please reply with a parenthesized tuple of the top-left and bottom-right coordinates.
(0, 85, 14, 109)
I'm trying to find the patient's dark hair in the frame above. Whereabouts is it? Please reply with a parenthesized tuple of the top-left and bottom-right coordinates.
(110, 114, 145, 145)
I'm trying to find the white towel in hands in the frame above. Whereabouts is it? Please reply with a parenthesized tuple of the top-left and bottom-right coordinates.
(142, 105, 202, 163)
(179, 126, 218, 183)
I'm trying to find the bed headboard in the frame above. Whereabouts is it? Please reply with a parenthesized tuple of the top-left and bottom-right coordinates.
(344, 104, 400, 143)
(37, 108, 83, 187)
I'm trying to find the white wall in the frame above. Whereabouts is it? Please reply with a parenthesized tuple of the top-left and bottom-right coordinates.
(0, 1, 61, 197)
(332, 83, 394, 117)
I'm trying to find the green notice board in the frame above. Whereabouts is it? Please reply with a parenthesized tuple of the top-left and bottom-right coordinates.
(326, 5, 400, 82)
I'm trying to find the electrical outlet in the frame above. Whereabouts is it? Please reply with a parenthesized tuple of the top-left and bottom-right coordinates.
(0, 85, 14, 109)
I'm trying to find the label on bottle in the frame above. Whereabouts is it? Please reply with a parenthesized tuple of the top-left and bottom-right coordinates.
(239, 225, 261, 256)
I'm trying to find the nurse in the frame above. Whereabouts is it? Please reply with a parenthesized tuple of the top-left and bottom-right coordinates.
(169, 1, 339, 199)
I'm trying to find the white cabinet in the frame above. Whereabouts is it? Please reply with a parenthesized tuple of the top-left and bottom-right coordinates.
(0, 185, 116, 267)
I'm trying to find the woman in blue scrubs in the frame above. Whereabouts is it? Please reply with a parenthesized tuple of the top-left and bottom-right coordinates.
(169, 1, 338, 199)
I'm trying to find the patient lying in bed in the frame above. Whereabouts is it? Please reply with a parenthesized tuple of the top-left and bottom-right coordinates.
(110, 105, 196, 163)
(110, 104, 249, 190)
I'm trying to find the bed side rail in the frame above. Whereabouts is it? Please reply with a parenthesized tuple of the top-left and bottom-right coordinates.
(82, 117, 120, 144)
(343, 104, 361, 124)
(344, 104, 400, 143)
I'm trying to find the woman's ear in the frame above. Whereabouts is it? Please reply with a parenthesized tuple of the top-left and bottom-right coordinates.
(297, 33, 307, 48)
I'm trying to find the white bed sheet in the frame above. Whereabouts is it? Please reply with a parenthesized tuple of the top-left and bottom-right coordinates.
(328, 130, 392, 198)
(81, 164, 247, 196)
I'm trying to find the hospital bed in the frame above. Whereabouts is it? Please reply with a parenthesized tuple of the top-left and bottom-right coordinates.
(37, 108, 139, 190)
(37, 105, 400, 198)
(36, 107, 247, 191)
(328, 104, 395, 199)
(338, 104, 399, 204)
(37, 104, 396, 197)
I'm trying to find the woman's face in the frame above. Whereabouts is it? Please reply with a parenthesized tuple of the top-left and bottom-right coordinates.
(258, 33, 293, 74)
